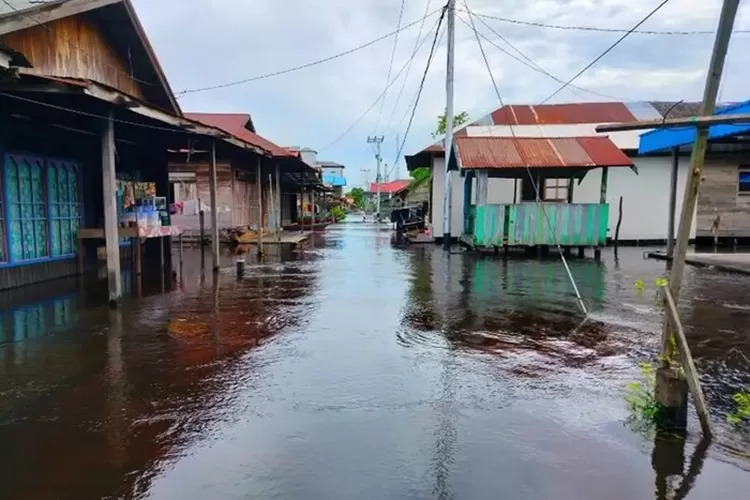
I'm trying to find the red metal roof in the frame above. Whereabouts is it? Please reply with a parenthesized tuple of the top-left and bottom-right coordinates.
(490, 103, 636, 125)
(369, 180, 410, 194)
(453, 136, 633, 170)
(184, 113, 295, 157)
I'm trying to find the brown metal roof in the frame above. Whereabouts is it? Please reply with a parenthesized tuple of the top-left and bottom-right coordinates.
(453, 136, 633, 170)
(369, 180, 410, 194)
(184, 113, 295, 158)
(490, 103, 637, 125)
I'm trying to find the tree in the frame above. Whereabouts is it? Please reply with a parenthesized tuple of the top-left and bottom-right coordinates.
(346, 187, 364, 208)
(411, 111, 470, 181)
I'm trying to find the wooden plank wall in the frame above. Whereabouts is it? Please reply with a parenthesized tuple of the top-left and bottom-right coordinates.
(697, 161, 750, 238)
(1, 15, 145, 100)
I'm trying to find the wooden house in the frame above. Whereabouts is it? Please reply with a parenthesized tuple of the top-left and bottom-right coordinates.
(0, 0, 311, 303)
(169, 113, 321, 241)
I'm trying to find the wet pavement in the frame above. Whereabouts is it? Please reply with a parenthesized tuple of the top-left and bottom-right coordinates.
(1, 220, 749, 499)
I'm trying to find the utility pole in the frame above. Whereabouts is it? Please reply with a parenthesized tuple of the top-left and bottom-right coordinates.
(656, 0, 739, 430)
(367, 136, 384, 218)
(442, 0, 456, 249)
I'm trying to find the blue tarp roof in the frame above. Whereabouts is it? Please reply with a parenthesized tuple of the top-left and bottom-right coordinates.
(322, 173, 347, 187)
(638, 100, 750, 154)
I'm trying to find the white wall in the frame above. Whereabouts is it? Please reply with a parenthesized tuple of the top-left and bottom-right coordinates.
(431, 155, 697, 242)
(572, 156, 697, 241)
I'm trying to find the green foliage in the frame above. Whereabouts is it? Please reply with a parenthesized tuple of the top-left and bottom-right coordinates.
(346, 187, 364, 208)
(432, 111, 470, 138)
(625, 362, 663, 431)
(330, 206, 347, 223)
(727, 391, 750, 427)
(410, 167, 432, 182)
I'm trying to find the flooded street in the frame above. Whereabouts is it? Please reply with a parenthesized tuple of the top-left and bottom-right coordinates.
(1, 220, 750, 499)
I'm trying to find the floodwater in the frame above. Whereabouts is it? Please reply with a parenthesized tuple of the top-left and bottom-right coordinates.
(1, 220, 749, 500)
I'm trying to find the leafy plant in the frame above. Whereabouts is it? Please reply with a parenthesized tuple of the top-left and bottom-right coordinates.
(625, 362, 663, 430)
(330, 206, 346, 223)
(727, 391, 750, 427)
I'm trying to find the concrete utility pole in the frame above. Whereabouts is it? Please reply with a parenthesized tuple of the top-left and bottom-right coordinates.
(665, 0, 738, 326)
(367, 136, 384, 218)
(656, 0, 739, 431)
(442, 0, 456, 249)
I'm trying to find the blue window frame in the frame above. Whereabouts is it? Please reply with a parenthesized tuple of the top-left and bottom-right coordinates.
(1, 153, 82, 264)
(4, 154, 48, 261)
(739, 170, 750, 194)
(47, 159, 81, 256)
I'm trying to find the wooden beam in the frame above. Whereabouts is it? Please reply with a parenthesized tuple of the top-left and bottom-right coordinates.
(101, 110, 121, 306)
(209, 141, 220, 272)
(257, 157, 264, 256)
(0, 0, 121, 35)
(595, 112, 750, 133)
(667, 147, 679, 257)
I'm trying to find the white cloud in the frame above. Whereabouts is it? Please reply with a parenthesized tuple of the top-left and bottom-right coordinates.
(129, 0, 750, 187)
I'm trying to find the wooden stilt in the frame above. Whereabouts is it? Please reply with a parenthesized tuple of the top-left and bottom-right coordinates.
(101, 110, 121, 307)
(208, 141, 220, 272)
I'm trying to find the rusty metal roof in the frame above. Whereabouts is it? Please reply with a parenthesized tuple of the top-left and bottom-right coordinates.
(490, 102, 637, 125)
(452, 136, 633, 170)
(184, 113, 295, 158)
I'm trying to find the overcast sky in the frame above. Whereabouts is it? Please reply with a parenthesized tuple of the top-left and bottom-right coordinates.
(127, 1, 750, 187)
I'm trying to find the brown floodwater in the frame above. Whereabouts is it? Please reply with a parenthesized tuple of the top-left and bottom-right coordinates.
(0, 221, 749, 499)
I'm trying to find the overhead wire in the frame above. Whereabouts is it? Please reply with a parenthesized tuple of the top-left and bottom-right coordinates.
(382, 0, 434, 135)
(390, 5, 448, 179)
(373, 0, 406, 136)
(0, 0, 157, 86)
(455, 14, 623, 101)
(463, 3, 588, 316)
(175, 6, 443, 97)
(318, 10, 445, 152)
(540, 0, 673, 104)
(460, 8, 750, 36)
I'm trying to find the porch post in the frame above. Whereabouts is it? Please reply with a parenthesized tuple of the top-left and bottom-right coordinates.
(311, 187, 316, 228)
(299, 181, 304, 231)
(257, 157, 264, 256)
(595, 167, 609, 261)
(667, 147, 679, 257)
(209, 141, 220, 272)
(275, 163, 282, 240)
(101, 110, 122, 306)
(463, 171, 473, 235)
(567, 176, 575, 203)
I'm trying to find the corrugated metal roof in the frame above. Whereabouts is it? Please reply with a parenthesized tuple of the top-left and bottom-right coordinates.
(639, 99, 750, 154)
(452, 136, 633, 170)
(184, 113, 295, 157)
(490, 103, 637, 125)
(369, 180, 410, 194)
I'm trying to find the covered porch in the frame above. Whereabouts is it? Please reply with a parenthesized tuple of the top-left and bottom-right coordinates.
(450, 136, 635, 253)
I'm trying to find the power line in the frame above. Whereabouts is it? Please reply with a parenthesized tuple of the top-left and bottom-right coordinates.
(462, 4, 588, 316)
(0, 0, 157, 87)
(456, 13, 623, 101)
(541, 0, 673, 104)
(391, 5, 447, 171)
(175, 6, 443, 97)
(460, 8, 750, 36)
(318, 11, 444, 152)
(382, 0, 434, 135)
(373, 0, 405, 135)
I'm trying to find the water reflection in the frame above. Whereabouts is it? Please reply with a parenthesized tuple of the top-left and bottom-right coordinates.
(652, 435, 710, 500)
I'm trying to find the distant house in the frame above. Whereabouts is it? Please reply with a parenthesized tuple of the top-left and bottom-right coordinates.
(405, 101, 728, 244)
(318, 161, 347, 196)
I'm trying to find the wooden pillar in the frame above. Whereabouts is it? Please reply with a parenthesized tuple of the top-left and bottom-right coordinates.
(300, 182, 305, 230)
(462, 171, 473, 235)
(667, 147, 679, 258)
(208, 141, 220, 272)
(311, 187, 316, 232)
(257, 157, 264, 256)
(595, 167, 609, 261)
(275, 163, 282, 241)
(101, 111, 121, 307)
(567, 176, 575, 203)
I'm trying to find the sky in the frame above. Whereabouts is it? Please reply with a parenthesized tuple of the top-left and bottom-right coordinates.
(9, 0, 750, 189)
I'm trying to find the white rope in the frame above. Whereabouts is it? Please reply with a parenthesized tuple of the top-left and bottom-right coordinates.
(463, 4, 588, 316)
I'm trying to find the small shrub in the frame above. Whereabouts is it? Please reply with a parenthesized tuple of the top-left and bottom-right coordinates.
(330, 206, 346, 222)
(625, 362, 663, 431)
(727, 391, 750, 427)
